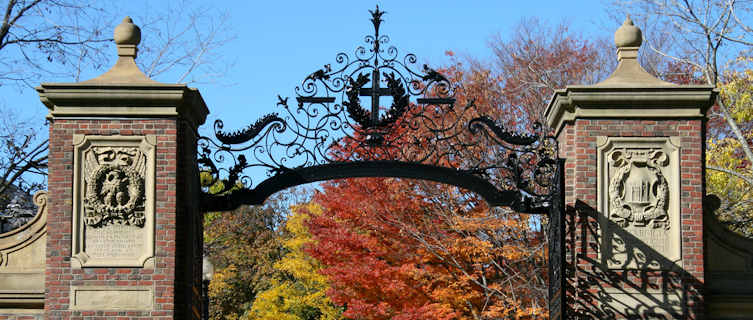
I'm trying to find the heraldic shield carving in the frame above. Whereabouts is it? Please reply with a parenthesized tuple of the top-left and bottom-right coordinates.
(597, 137, 681, 270)
(83, 147, 147, 227)
(608, 149, 670, 229)
(72, 135, 156, 268)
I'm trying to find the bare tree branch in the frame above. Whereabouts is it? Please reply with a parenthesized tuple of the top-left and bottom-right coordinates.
(0, 0, 234, 215)
(708, 165, 753, 185)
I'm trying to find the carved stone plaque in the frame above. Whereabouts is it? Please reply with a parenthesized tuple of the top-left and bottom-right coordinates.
(72, 135, 155, 268)
(70, 286, 153, 310)
(597, 137, 681, 270)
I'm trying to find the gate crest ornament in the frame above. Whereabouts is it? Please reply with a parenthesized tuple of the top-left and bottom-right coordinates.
(198, 6, 559, 213)
(83, 147, 147, 227)
(72, 135, 156, 267)
(608, 149, 669, 229)
(597, 136, 682, 270)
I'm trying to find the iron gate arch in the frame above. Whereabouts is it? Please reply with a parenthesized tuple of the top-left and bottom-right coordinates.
(198, 6, 558, 213)
(198, 6, 564, 315)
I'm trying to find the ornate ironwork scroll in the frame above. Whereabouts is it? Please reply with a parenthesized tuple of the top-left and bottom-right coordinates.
(198, 6, 558, 213)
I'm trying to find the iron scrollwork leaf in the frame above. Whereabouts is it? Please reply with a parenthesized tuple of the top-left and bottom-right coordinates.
(344, 73, 371, 128)
(214, 113, 285, 145)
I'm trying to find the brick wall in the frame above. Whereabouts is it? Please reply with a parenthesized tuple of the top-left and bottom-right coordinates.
(559, 118, 705, 319)
(46, 118, 201, 319)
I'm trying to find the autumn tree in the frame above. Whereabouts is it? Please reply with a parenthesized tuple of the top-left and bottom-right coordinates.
(204, 187, 311, 320)
(0, 0, 233, 211)
(708, 69, 753, 235)
(250, 203, 343, 320)
(486, 18, 613, 122)
(307, 177, 547, 320)
(296, 20, 608, 319)
(204, 204, 285, 319)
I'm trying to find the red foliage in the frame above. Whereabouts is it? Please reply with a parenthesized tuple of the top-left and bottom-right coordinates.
(301, 18, 607, 319)
(306, 178, 461, 320)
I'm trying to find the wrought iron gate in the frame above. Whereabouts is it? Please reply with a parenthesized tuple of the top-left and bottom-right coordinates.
(198, 6, 564, 317)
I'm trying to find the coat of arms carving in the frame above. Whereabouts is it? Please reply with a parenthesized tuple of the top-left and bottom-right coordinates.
(598, 137, 681, 270)
(608, 149, 669, 229)
(83, 147, 147, 227)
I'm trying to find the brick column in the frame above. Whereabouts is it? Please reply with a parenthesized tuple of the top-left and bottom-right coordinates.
(545, 17, 715, 319)
(37, 17, 208, 319)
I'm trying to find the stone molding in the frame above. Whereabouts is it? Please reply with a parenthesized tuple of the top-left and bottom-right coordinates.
(596, 136, 682, 270)
(0, 191, 47, 268)
(545, 86, 716, 136)
(69, 286, 153, 311)
(704, 196, 753, 317)
(71, 135, 156, 268)
(0, 191, 47, 307)
(705, 206, 753, 279)
(36, 84, 208, 129)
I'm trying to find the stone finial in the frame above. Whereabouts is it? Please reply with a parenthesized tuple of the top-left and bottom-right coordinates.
(614, 16, 642, 62)
(78, 16, 155, 84)
(113, 17, 141, 58)
(114, 17, 141, 45)
(614, 16, 642, 48)
(583, 14, 672, 87)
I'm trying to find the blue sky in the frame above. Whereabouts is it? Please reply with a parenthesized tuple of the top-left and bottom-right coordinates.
(0, 0, 620, 190)
(201, 0, 612, 132)
(0, 0, 615, 134)
(1, 0, 619, 192)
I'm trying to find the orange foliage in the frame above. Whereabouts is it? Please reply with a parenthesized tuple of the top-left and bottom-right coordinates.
(301, 19, 605, 320)
(306, 177, 547, 319)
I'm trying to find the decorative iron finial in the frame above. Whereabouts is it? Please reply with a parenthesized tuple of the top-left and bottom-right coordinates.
(113, 16, 141, 58)
(614, 15, 642, 48)
(369, 5, 385, 36)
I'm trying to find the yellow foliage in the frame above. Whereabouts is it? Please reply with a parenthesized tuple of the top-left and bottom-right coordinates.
(709, 69, 753, 236)
(208, 265, 244, 320)
(249, 203, 343, 320)
(722, 69, 753, 123)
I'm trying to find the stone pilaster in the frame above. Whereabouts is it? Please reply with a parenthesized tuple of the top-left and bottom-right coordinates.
(545, 17, 716, 319)
(37, 17, 208, 320)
